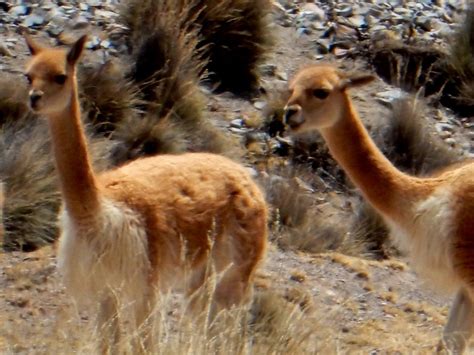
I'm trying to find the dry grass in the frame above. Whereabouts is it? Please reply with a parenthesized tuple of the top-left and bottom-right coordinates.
(377, 97, 460, 176)
(119, 0, 232, 157)
(367, 6, 474, 117)
(263, 167, 348, 254)
(121, 0, 272, 95)
(342, 200, 390, 260)
(445, 5, 474, 111)
(186, 0, 273, 95)
(79, 60, 143, 136)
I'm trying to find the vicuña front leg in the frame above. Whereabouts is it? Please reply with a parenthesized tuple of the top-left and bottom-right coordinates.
(97, 294, 120, 355)
(437, 288, 474, 354)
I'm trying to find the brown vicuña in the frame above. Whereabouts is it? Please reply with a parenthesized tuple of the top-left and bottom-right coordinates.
(284, 64, 473, 354)
(24, 35, 267, 353)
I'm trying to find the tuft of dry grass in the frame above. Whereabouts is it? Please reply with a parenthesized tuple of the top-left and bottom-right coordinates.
(0, 119, 59, 252)
(342, 200, 391, 260)
(110, 115, 187, 166)
(263, 168, 348, 254)
(121, 0, 272, 95)
(120, 0, 232, 157)
(187, 0, 273, 95)
(377, 97, 460, 176)
(79, 60, 143, 136)
(444, 5, 474, 112)
(262, 88, 288, 137)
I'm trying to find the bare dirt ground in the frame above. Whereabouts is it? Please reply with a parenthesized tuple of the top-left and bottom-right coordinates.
(0, 1, 470, 354)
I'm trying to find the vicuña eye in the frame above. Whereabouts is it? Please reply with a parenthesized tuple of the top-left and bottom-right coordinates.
(312, 88, 330, 99)
(25, 74, 32, 84)
(54, 74, 67, 85)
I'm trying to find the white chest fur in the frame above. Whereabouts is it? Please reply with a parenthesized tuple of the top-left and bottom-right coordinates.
(56, 199, 150, 306)
(387, 188, 460, 294)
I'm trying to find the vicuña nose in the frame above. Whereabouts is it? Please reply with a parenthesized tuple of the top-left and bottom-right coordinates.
(29, 91, 43, 107)
(283, 105, 304, 128)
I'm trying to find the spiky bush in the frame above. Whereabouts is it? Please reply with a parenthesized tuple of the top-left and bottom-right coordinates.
(262, 168, 348, 254)
(377, 98, 460, 176)
(121, 0, 272, 95)
(445, 4, 474, 110)
(119, 0, 231, 156)
(186, 0, 273, 94)
(79, 60, 143, 136)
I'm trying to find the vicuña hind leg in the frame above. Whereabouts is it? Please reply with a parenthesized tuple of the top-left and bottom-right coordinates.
(131, 290, 157, 354)
(97, 293, 120, 355)
(437, 288, 474, 354)
(212, 227, 264, 315)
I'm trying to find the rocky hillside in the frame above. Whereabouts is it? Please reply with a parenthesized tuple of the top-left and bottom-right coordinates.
(0, 0, 472, 353)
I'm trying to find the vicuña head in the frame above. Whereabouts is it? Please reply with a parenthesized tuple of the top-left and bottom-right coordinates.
(284, 63, 474, 354)
(284, 64, 374, 132)
(24, 35, 86, 115)
(24, 35, 268, 354)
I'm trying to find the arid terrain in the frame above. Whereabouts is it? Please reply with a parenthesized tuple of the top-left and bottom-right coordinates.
(0, 0, 473, 353)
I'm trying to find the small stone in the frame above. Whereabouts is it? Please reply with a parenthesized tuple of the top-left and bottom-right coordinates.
(0, 43, 12, 57)
(260, 63, 277, 76)
(438, 131, 452, 139)
(230, 118, 243, 128)
(87, 0, 102, 6)
(315, 39, 330, 54)
(245, 167, 259, 178)
(336, 5, 353, 18)
(24, 14, 45, 28)
(444, 138, 456, 147)
(229, 127, 248, 135)
(95, 10, 117, 19)
(100, 40, 111, 49)
(435, 123, 454, 133)
(79, 3, 89, 11)
(253, 101, 266, 110)
(300, 3, 325, 22)
(333, 47, 348, 58)
(297, 27, 311, 36)
(85, 36, 100, 50)
(73, 16, 89, 29)
(375, 89, 404, 106)
(45, 24, 63, 37)
(416, 16, 433, 32)
(11, 5, 28, 16)
(349, 15, 366, 28)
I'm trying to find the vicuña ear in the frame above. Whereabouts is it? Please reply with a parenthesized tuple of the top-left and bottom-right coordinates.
(67, 35, 88, 65)
(340, 74, 376, 90)
(24, 34, 43, 55)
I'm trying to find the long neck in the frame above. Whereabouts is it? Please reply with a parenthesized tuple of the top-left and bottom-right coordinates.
(47, 74, 100, 221)
(320, 95, 429, 223)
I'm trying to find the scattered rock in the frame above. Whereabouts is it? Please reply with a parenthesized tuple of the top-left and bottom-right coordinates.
(253, 101, 266, 110)
(0, 43, 13, 57)
(24, 14, 45, 28)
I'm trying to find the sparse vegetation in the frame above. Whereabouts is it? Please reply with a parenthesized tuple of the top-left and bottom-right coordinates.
(79, 60, 142, 136)
(367, 5, 474, 117)
(263, 167, 349, 254)
(0, 0, 469, 353)
(119, 0, 232, 157)
(377, 97, 460, 176)
(121, 0, 272, 95)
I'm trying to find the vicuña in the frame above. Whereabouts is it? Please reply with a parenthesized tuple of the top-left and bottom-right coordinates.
(284, 64, 473, 354)
(24, 35, 267, 353)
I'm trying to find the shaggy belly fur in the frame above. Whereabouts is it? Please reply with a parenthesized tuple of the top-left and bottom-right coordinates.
(388, 188, 461, 294)
(56, 199, 151, 306)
